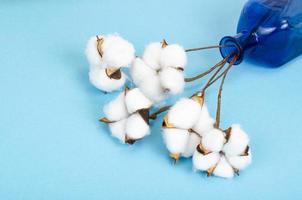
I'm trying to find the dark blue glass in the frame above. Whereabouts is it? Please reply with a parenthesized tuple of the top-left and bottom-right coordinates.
(220, 0, 302, 67)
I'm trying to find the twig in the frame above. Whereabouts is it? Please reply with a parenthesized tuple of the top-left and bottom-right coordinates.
(149, 105, 171, 120)
(215, 56, 238, 129)
(206, 57, 237, 89)
(185, 45, 230, 52)
(184, 57, 227, 82)
(200, 55, 231, 94)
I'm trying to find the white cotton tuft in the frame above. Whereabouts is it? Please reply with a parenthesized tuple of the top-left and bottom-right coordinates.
(228, 153, 252, 170)
(101, 34, 135, 67)
(182, 133, 201, 158)
(142, 42, 162, 70)
(163, 128, 189, 155)
(89, 68, 126, 92)
(103, 92, 128, 121)
(213, 156, 234, 178)
(202, 129, 225, 152)
(193, 105, 215, 137)
(86, 35, 105, 67)
(124, 88, 153, 114)
(160, 44, 187, 69)
(159, 67, 185, 95)
(223, 124, 250, 156)
(167, 98, 202, 129)
(108, 119, 127, 143)
(130, 58, 156, 86)
(126, 113, 150, 140)
(193, 151, 220, 171)
(138, 75, 165, 102)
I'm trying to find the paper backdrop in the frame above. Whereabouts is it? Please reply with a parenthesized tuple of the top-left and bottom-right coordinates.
(0, 0, 301, 199)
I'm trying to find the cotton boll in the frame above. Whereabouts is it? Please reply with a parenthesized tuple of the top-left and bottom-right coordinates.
(108, 119, 127, 143)
(159, 67, 185, 95)
(125, 88, 153, 114)
(163, 128, 189, 155)
(126, 113, 150, 140)
(193, 151, 220, 171)
(89, 65, 97, 71)
(182, 133, 201, 158)
(167, 98, 202, 129)
(160, 44, 187, 69)
(193, 105, 215, 137)
(89, 68, 126, 92)
(103, 92, 128, 121)
(228, 153, 252, 170)
(130, 58, 156, 86)
(101, 34, 135, 67)
(142, 42, 162, 70)
(213, 156, 235, 178)
(86, 35, 104, 67)
(138, 75, 165, 102)
(202, 129, 225, 152)
(223, 124, 250, 156)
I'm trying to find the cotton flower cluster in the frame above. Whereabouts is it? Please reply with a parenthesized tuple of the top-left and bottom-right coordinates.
(131, 40, 187, 102)
(101, 87, 153, 144)
(162, 95, 252, 178)
(162, 93, 215, 161)
(193, 125, 251, 178)
(86, 34, 135, 92)
(86, 34, 253, 179)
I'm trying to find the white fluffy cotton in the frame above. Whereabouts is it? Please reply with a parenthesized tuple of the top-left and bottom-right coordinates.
(124, 88, 153, 114)
(103, 92, 128, 121)
(182, 133, 201, 158)
(86, 35, 105, 67)
(86, 34, 135, 92)
(108, 119, 127, 143)
(159, 67, 185, 94)
(160, 44, 187, 69)
(89, 67, 126, 92)
(142, 42, 162, 70)
(193, 105, 215, 137)
(192, 124, 252, 178)
(223, 124, 250, 156)
(101, 34, 135, 67)
(130, 41, 187, 102)
(167, 98, 202, 129)
(202, 129, 225, 152)
(102, 87, 153, 143)
(86, 34, 135, 68)
(193, 151, 220, 171)
(213, 156, 235, 178)
(131, 58, 156, 86)
(162, 97, 217, 160)
(228, 152, 252, 170)
(126, 113, 150, 140)
(138, 75, 166, 102)
(163, 128, 189, 155)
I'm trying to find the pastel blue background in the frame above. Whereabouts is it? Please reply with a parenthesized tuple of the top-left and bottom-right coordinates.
(1, 0, 302, 199)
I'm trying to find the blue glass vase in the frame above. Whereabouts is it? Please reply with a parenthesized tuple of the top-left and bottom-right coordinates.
(219, 0, 302, 67)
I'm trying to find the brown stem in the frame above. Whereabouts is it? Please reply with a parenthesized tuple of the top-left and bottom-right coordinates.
(185, 45, 230, 52)
(215, 56, 238, 129)
(96, 36, 104, 57)
(200, 55, 231, 94)
(206, 58, 237, 89)
(149, 105, 171, 120)
(184, 58, 227, 82)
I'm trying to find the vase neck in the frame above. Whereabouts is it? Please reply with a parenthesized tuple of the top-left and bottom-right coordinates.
(219, 31, 258, 65)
